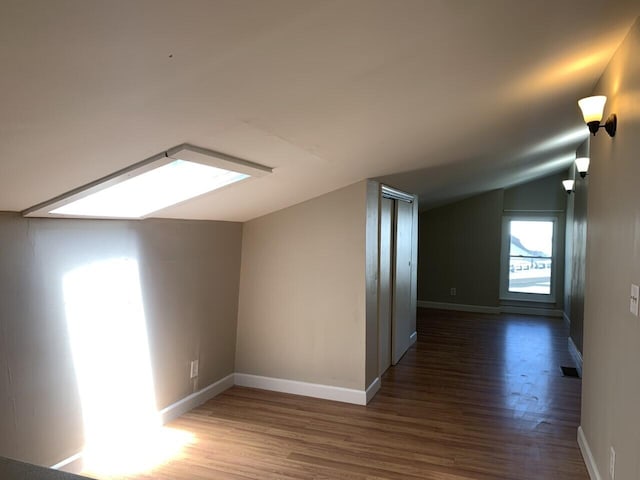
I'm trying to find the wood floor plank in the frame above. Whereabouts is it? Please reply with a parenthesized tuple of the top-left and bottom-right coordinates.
(86, 309, 588, 479)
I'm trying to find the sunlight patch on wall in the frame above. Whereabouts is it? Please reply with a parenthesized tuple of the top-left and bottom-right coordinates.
(63, 258, 193, 476)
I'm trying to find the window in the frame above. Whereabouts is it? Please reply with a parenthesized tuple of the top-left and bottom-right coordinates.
(23, 144, 271, 219)
(500, 216, 557, 302)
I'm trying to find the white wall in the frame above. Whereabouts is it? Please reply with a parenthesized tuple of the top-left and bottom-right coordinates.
(236, 181, 369, 390)
(581, 16, 640, 480)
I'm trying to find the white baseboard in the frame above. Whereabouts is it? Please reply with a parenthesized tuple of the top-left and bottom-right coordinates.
(568, 337, 583, 378)
(159, 373, 235, 424)
(51, 374, 235, 472)
(50, 452, 84, 474)
(417, 300, 564, 318)
(51, 372, 383, 471)
(234, 373, 368, 405)
(578, 426, 602, 480)
(417, 300, 500, 314)
(563, 311, 571, 327)
(501, 305, 563, 317)
(410, 331, 417, 345)
(365, 377, 381, 404)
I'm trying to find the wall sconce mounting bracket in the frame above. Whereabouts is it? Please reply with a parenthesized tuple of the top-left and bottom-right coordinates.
(587, 113, 617, 137)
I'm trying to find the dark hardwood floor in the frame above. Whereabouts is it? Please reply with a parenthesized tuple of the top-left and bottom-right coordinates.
(91, 309, 587, 479)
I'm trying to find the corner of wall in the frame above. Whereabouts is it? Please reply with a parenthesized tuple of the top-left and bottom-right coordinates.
(365, 180, 381, 388)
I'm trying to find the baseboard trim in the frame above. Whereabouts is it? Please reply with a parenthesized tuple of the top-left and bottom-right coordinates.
(51, 374, 235, 472)
(578, 426, 602, 480)
(563, 311, 571, 327)
(410, 331, 417, 345)
(417, 300, 500, 314)
(234, 373, 368, 405)
(417, 300, 564, 318)
(159, 373, 235, 424)
(50, 452, 84, 474)
(500, 305, 563, 317)
(365, 377, 381, 404)
(568, 337, 583, 378)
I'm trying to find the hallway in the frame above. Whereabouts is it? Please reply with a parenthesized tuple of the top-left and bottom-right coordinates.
(382, 309, 586, 479)
(91, 309, 587, 479)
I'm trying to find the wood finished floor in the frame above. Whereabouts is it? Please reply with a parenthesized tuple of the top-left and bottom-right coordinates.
(90, 309, 587, 480)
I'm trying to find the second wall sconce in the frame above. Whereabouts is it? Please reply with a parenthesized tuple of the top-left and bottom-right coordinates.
(578, 95, 616, 137)
(563, 157, 589, 194)
(575, 157, 590, 178)
(563, 179, 575, 194)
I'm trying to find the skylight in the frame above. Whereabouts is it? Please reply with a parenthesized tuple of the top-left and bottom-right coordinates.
(51, 160, 248, 218)
(23, 144, 271, 219)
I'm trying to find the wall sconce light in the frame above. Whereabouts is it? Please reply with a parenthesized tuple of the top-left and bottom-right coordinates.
(578, 95, 616, 137)
(563, 179, 575, 194)
(575, 157, 590, 178)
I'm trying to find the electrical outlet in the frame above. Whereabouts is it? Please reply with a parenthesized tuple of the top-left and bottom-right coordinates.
(450, 287, 457, 296)
(630, 284, 639, 316)
(609, 446, 615, 479)
(190, 359, 199, 379)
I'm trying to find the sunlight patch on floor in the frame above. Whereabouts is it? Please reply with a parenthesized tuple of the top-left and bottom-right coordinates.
(82, 426, 195, 478)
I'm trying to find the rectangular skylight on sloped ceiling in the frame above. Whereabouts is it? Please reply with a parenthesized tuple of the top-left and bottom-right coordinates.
(23, 144, 272, 219)
(50, 160, 249, 218)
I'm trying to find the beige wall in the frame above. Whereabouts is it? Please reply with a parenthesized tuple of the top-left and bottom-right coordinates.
(0, 214, 242, 467)
(236, 181, 369, 390)
(581, 17, 640, 480)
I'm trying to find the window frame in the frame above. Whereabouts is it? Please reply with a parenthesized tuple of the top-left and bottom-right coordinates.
(499, 214, 558, 303)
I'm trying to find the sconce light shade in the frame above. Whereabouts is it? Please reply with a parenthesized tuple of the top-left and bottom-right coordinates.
(563, 179, 575, 194)
(578, 96, 607, 123)
(575, 157, 590, 178)
(578, 95, 617, 137)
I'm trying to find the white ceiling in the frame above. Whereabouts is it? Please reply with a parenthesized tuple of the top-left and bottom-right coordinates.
(1, 0, 638, 221)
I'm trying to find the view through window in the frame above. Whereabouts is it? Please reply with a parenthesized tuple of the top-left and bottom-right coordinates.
(508, 220, 553, 295)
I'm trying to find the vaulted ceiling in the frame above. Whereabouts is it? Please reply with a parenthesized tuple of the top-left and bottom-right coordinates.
(1, 0, 638, 220)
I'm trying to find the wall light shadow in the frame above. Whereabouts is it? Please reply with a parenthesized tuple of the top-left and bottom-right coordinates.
(62, 257, 194, 477)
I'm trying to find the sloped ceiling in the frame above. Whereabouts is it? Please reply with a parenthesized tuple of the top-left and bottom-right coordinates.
(1, 0, 638, 220)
